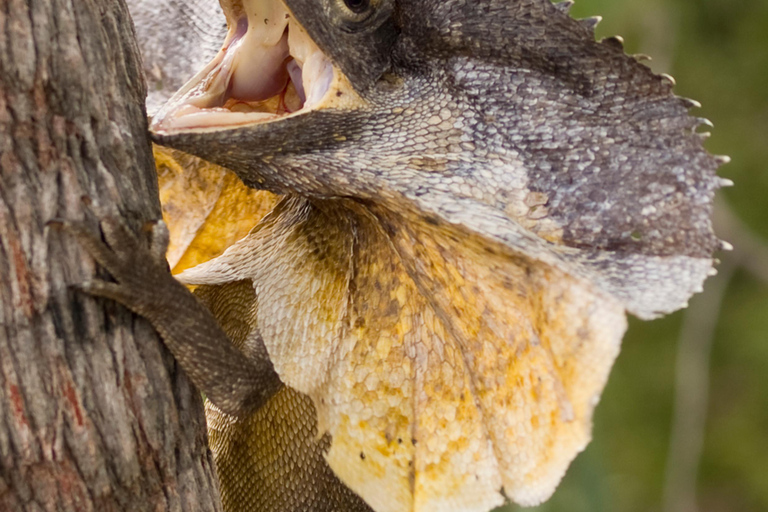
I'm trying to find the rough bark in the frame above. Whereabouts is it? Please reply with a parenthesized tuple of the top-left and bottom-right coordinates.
(0, 0, 221, 511)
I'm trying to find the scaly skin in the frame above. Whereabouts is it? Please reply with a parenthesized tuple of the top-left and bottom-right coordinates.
(64, 0, 729, 511)
(195, 281, 372, 512)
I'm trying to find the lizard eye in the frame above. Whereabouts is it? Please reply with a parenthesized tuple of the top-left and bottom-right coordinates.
(334, 0, 377, 26)
(343, 0, 370, 14)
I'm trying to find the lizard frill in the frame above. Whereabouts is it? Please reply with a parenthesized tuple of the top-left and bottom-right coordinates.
(178, 197, 626, 510)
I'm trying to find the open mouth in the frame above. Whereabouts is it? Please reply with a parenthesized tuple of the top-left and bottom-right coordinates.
(151, 0, 341, 133)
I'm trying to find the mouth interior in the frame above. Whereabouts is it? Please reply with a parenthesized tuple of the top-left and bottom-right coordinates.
(153, 0, 333, 131)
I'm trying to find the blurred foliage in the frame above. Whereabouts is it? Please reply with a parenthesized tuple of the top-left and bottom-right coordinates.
(499, 1, 768, 511)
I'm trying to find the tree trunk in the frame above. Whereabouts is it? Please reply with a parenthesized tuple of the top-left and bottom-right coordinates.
(0, 0, 221, 510)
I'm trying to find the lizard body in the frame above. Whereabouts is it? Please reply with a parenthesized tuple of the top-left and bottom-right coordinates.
(64, 0, 727, 511)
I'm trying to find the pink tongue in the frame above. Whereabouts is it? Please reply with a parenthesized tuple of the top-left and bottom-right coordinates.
(228, 31, 290, 102)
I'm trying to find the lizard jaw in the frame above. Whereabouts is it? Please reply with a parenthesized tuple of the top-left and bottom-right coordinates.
(151, 0, 359, 134)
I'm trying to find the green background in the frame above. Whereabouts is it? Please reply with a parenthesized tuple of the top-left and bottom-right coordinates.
(500, 0, 768, 511)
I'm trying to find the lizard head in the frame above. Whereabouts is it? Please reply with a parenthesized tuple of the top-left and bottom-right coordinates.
(151, 0, 398, 165)
(151, 0, 725, 320)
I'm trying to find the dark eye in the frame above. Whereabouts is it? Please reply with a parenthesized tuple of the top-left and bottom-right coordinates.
(343, 0, 370, 14)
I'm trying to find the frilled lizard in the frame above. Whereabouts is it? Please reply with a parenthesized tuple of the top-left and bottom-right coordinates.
(61, 0, 729, 511)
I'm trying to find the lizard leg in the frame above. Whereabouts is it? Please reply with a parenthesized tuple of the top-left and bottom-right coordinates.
(53, 215, 282, 418)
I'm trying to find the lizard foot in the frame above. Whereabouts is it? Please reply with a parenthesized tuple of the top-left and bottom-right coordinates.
(50, 209, 283, 418)
(49, 213, 174, 319)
